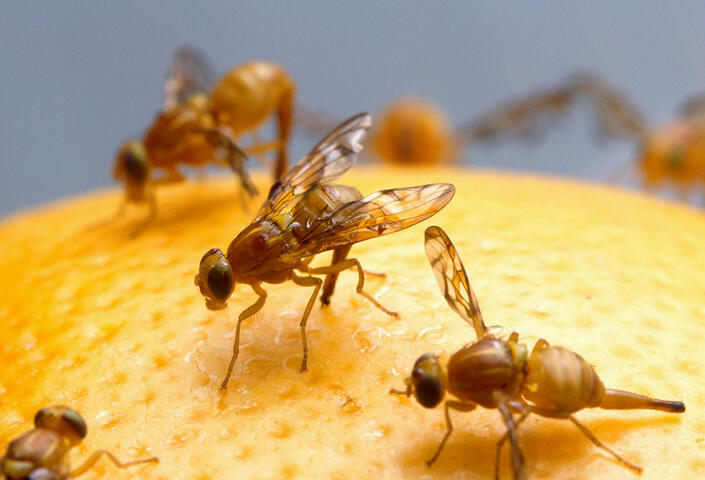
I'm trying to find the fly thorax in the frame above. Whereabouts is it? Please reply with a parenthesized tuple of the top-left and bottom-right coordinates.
(4, 429, 68, 473)
(226, 221, 285, 275)
(447, 338, 520, 408)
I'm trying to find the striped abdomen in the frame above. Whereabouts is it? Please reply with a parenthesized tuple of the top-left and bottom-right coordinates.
(522, 345, 604, 417)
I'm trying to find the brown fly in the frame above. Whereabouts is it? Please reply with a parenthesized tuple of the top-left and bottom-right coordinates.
(194, 113, 455, 389)
(1, 406, 158, 479)
(111, 47, 296, 234)
(391, 226, 685, 480)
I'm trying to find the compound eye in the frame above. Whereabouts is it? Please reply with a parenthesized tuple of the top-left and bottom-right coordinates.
(120, 143, 149, 184)
(410, 353, 445, 408)
(61, 408, 87, 439)
(197, 249, 234, 303)
(207, 260, 234, 301)
(34, 406, 87, 440)
(414, 373, 444, 408)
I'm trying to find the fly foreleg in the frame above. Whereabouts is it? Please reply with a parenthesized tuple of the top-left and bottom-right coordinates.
(220, 283, 267, 390)
(427, 400, 476, 466)
(130, 193, 157, 238)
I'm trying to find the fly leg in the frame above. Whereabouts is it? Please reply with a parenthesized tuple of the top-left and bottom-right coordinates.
(320, 245, 386, 305)
(69, 450, 158, 477)
(246, 130, 272, 170)
(583, 388, 684, 471)
(568, 415, 643, 474)
(241, 139, 282, 157)
(274, 85, 294, 180)
(129, 168, 185, 237)
(427, 400, 476, 466)
(130, 193, 158, 238)
(496, 397, 526, 480)
(320, 245, 352, 305)
(220, 283, 268, 390)
(290, 272, 323, 372)
(301, 258, 398, 317)
(495, 402, 531, 480)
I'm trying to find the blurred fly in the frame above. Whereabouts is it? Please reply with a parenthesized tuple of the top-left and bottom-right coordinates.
(1, 405, 158, 479)
(112, 47, 296, 234)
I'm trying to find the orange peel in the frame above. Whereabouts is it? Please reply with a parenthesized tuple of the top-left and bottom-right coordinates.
(0, 167, 702, 479)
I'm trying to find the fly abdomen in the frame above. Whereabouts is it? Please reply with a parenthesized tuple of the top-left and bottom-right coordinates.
(523, 345, 604, 416)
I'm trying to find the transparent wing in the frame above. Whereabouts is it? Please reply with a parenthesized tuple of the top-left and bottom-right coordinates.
(424, 226, 487, 339)
(163, 46, 216, 110)
(287, 183, 455, 257)
(256, 112, 371, 219)
(296, 105, 342, 137)
(195, 127, 258, 197)
(457, 73, 647, 145)
(569, 73, 648, 140)
(680, 94, 705, 119)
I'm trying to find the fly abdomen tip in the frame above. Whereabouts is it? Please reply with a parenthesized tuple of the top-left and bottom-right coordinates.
(652, 399, 685, 413)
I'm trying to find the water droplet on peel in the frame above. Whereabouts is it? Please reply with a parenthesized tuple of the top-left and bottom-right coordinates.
(362, 420, 384, 438)
(415, 325, 445, 344)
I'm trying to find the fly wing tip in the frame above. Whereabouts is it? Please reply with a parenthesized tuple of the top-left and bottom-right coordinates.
(424, 225, 441, 240)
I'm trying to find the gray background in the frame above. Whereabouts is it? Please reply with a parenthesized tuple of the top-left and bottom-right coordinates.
(1, 1, 704, 217)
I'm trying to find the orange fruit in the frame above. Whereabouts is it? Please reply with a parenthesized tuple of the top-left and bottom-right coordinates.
(0, 167, 702, 479)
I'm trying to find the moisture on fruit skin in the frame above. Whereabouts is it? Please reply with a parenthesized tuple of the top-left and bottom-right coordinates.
(392, 226, 685, 480)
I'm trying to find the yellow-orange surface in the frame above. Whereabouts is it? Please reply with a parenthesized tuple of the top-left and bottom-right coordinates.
(0, 168, 703, 479)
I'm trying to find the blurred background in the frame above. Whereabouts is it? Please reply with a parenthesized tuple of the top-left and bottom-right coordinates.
(1, 1, 704, 216)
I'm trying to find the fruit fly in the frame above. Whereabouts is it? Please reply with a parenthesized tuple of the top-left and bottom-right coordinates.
(491, 73, 705, 198)
(391, 226, 685, 480)
(297, 74, 643, 167)
(112, 47, 296, 232)
(194, 113, 455, 390)
(631, 102, 705, 197)
(1, 406, 158, 479)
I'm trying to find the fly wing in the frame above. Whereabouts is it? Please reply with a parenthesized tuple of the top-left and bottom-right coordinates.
(680, 94, 705, 119)
(256, 113, 371, 219)
(287, 183, 454, 258)
(163, 46, 216, 110)
(457, 73, 647, 144)
(424, 226, 487, 339)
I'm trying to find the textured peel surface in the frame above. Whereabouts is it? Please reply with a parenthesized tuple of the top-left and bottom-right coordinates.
(0, 167, 702, 479)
